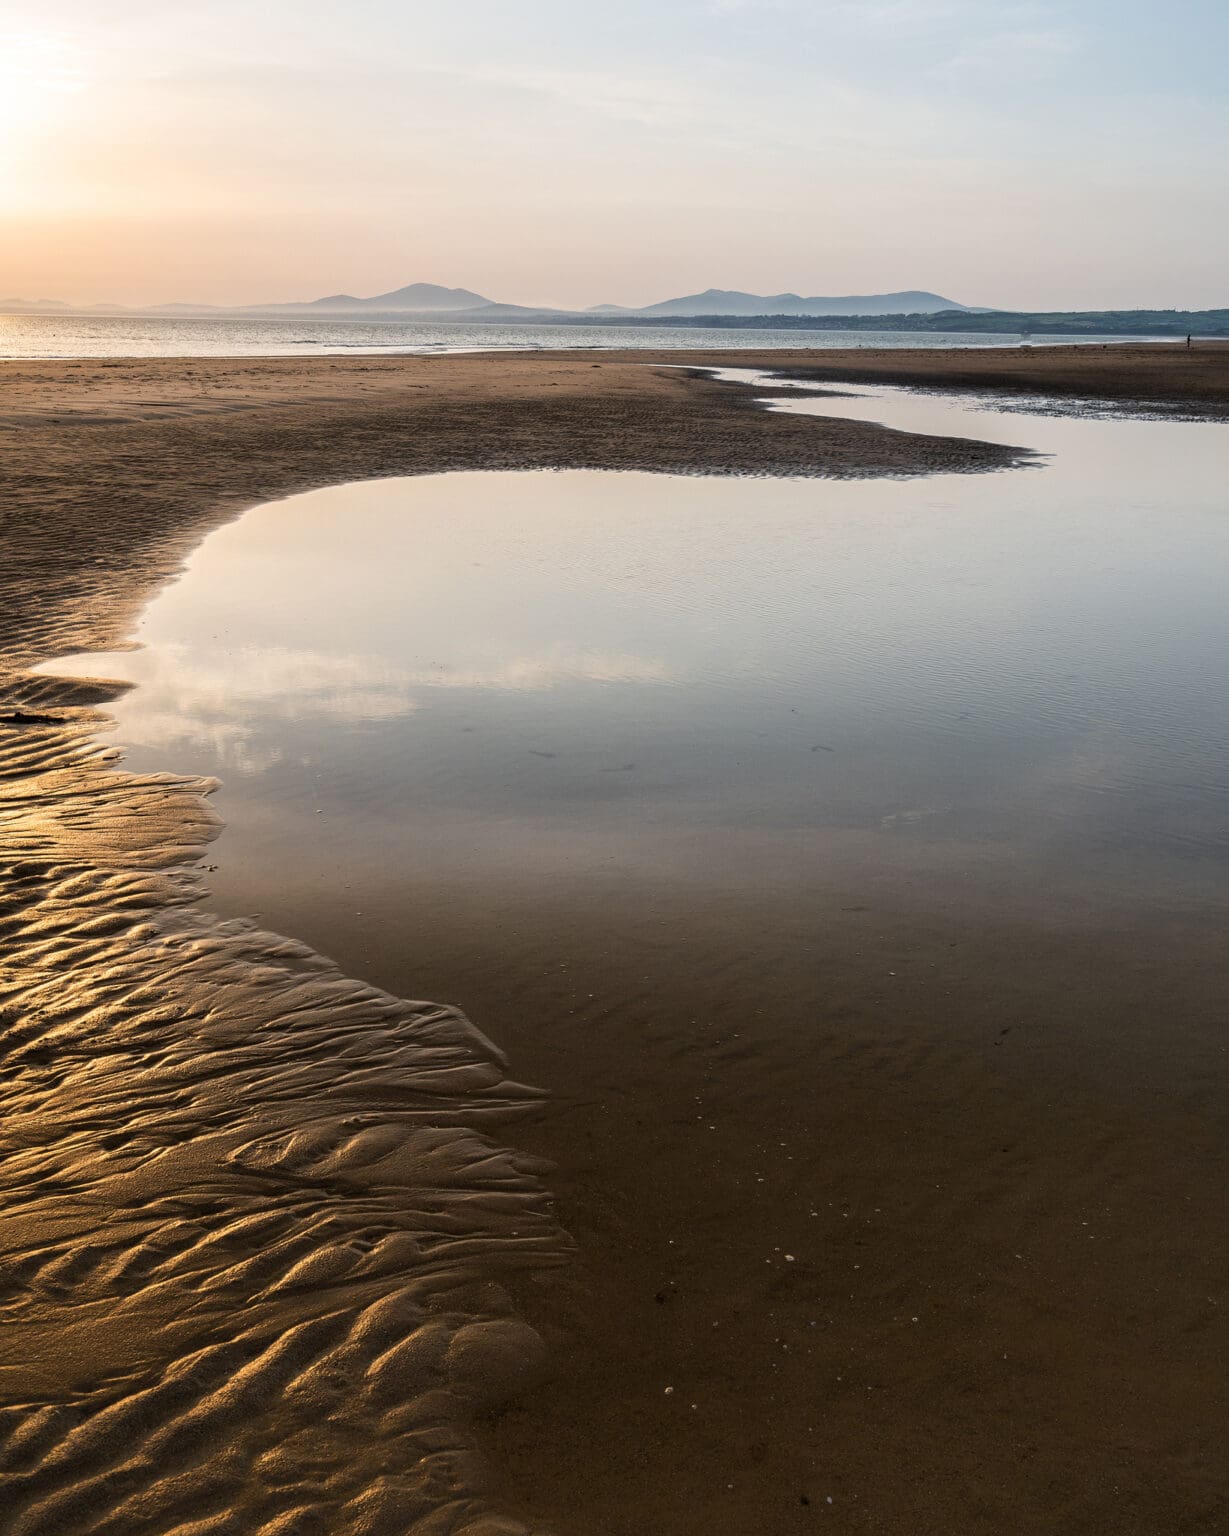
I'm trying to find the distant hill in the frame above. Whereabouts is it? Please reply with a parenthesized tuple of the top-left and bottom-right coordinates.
(590, 288, 971, 317)
(243, 282, 492, 314)
(0, 297, 71, 312)
(0, 283, 494, 317)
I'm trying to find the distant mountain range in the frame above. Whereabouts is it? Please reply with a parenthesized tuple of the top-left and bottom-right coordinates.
(3, 284, 1225, 336)
(0, 282, 492, 317)
(247, 282, 489, 314)
(590, 288, 970, 316)
(0, 281, 975, 319)
(1, 297, 74, 311)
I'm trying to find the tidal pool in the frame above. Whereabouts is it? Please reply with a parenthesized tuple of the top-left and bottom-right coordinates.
(56, 382, 1229, 962)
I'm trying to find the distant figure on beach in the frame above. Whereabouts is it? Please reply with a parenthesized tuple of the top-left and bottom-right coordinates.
(1186, 334, 1192, 347)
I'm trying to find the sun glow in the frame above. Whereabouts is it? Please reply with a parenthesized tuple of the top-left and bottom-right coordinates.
(0, 31, 81, 205)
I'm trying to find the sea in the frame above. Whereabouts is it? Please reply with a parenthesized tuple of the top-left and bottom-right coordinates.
(0, 310, 1144, 359)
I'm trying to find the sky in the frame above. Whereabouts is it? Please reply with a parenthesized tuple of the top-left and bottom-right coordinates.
(2, 0, 1226, 311)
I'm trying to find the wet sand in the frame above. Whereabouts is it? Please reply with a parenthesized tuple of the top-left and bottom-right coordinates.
(2, 347, 1227, 1535)
(678, 338, 1229, 417)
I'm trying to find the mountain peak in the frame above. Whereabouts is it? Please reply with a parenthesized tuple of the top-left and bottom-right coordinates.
(311, 282, 491, 312)
(588, 288, 968, 318)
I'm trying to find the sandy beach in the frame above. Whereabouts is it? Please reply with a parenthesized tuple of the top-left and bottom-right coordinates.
(2, 345, 1227, 1536)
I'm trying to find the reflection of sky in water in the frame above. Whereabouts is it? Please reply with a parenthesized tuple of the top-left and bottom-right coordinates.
(62, 638, 673, 772)
(45, 385, 1229, 926)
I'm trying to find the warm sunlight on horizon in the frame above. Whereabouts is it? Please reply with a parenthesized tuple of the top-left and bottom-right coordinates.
(2, 1, 1227, 310)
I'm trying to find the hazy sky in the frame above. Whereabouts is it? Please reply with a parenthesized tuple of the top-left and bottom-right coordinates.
(3, 1, 1226, 310)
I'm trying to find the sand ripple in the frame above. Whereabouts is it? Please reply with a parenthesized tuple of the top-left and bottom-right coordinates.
(0, 702, 566, 1533)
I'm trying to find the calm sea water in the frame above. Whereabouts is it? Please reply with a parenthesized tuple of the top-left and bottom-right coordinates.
(0, 310, 1137, 359)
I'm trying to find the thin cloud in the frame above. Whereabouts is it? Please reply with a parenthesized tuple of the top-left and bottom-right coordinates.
(937, 26, 1081, 79)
